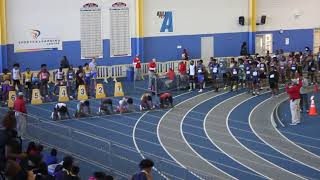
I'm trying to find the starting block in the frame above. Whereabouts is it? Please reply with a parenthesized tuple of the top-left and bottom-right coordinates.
(77, 85, 88, 100)
(8, 91, 16, 108)
(58, 86, 69, 102)
(31, 89, 43, 105)
(114, 82, 124, 97)
(96, 84, 106, 99)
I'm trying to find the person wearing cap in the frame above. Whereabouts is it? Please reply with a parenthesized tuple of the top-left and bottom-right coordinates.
(133, 55, 143, 81)
(148, 59, 157, 90)
(132, 159, 154, 180)
(286, 78, 302, 125)
(13, 92, 27, 139)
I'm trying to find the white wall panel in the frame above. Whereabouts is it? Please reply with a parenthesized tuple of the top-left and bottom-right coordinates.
(144, 0, 249, 37)
(256, 0, 320, 31)
(6, 0, 136, 43)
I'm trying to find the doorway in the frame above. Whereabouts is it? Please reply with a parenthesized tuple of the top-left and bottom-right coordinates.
(313, 28, 320, 53)
(255, 34, 273, 56)
(201, 36, 214, 63)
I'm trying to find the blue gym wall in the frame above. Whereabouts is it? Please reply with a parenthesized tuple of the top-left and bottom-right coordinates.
(3, 28, 314, 71)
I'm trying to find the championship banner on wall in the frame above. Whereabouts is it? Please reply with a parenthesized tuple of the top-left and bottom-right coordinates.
(14, 29, 62, 53)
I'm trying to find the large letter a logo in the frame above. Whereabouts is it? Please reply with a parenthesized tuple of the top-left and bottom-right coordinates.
(160, 12, 173, 32)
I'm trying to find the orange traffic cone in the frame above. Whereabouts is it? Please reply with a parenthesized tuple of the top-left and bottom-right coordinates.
(309, 96, 318, 116)
(314, 83, 319, 93)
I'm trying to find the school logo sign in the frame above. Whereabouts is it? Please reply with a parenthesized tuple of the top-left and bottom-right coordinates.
(31, 29, 41, 40)
(157, 11, 173, 33)
(14, 29, 62, 53)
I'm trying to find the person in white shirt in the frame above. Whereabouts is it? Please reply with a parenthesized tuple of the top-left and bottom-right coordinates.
(89, 58, 97, 87)
(51, 102, 71, 120)
(53, 67, 65, 95)
(12, 64, 22, 91)
(188, 60, 196, 91)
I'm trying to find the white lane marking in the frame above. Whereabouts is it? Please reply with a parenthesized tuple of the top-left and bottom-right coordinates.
(132, 91, 192, 180)
(179, 91, 237, 180)
(133, 112, 169, 180)
(203, 93, 269, 179)
(269, 95, 320, 170)
(249, 96, 314, 176)
(228, 92, 305, 179)
(205, 91, 305, 179)
(157, 90, 218, 180)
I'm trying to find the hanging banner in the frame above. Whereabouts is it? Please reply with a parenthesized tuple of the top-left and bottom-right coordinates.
(14, 29, 62, 53)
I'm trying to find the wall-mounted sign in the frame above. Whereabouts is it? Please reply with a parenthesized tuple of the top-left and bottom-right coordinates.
(80, 3, 103, 59)
(14, 29, 62, 53)
(110, 2, 131, 57)
(157, 11, 174, 33)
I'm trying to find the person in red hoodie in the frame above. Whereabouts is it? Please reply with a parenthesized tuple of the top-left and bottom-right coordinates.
(286, 78, 302, 125)
(133, 55, 143, 81)
(178, 61, 188, 88)
(13, 92, 27, 139)
(148, 59, 157, 90)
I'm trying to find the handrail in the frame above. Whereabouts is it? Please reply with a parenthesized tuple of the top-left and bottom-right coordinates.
(1, 54, 318, 83)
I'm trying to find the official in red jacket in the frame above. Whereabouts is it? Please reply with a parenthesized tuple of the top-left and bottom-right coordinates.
(133, 55, 143, 81)
(14, 92, 27, 139)
(148, 59, 157, 90)
(286, 78, 302, 125)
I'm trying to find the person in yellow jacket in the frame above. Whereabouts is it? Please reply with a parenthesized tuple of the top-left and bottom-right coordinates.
(23, 68, 33, 102)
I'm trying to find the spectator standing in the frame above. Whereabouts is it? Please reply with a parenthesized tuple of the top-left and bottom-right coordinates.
(23, 68, 33, 102)
(148, 59, 157, 90)
(197, 60, 205, 93)
(13, 92, 27, 139)
(181, 49, 189, 61)
(38, 64, 50, 100)
(11, 63, 22, 91)
(240, 42, 248, 56)
(89, 58, 98, 88)
(178, 61, 188, 89)
(268, 66, 279, 96)
(188, 60, 196, 91)
(300, 77, 309, 113)
(230, 61, 239, 92)
(132, 159, 154, 180)
(286, 78, 303, 125)
(60, 56, 70, 69)
(75, 66, 85, 98)
(133, 55, 143, 81)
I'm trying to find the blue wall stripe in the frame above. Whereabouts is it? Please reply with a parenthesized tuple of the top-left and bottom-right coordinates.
(3, 29, 314, 70)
